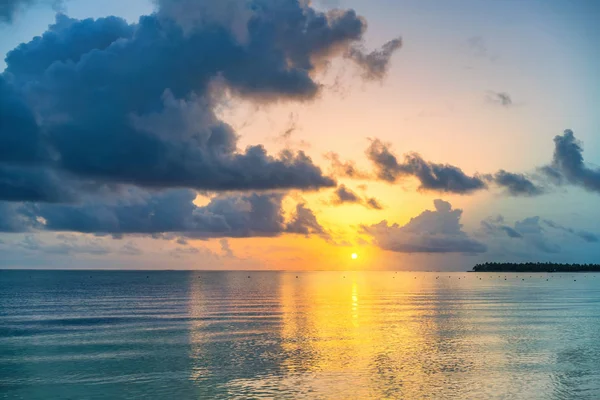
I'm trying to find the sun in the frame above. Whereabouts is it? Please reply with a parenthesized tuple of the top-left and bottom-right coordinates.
(351, 253, 358, 260)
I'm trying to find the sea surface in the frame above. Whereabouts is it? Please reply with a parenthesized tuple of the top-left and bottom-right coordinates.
(1, 270, 600, 399)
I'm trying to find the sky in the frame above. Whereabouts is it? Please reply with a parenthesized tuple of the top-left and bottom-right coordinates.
(1, 0, 599, 270)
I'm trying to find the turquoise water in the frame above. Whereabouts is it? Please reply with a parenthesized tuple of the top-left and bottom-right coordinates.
(1, 270, 600, 399)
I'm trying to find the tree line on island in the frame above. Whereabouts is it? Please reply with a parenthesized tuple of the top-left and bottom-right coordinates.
(472, 262, 600, 272)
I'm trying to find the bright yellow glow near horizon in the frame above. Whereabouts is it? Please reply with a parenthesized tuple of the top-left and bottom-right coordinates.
(351, 253, 358, 260)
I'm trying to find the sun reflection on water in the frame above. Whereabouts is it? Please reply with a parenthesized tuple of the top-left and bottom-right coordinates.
(184, 271, 589, 399)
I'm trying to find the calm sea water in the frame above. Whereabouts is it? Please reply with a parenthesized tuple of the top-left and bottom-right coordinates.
(1, 270, 600, 399)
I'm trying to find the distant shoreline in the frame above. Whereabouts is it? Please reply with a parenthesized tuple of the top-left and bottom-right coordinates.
(472, 262, 600, 273)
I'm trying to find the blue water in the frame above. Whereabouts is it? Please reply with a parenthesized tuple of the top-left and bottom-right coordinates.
(1, 270, 600, 399)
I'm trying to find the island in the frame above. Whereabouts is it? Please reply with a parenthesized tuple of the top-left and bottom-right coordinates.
(472, 262, 600, 273)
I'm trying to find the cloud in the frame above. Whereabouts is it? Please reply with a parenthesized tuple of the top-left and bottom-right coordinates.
(169, 245, 217, 259)
(362, 199, 487, 253)
(481, 213, 599, 259)
(1, 188, 327, 240)
(325, 152, 371, 179)
(0, 0, 29, 22)
(280, 112, 298, 140)
(365, 197, 383, 210)
(543, 219, 598, 243)
(50, 191, 282, 237)
(332, 184, 361, 203)
(0, 203, 33, 232)
(401, 153, 487, 194)
(285, 203, 329, 239)
(119, 242, 143, 255)
(482, 215, 560, 253)
(481, 216, 522, 238)
(4, 14, 135, 79)
(366, 139, 487, 194)
(330, 185, 383, 210)
(0, 75, 46, 164)
(155, 0, 254, 43)
(364, 139, 401, 182)
(0, 166, 75, 202)
(0, 164, 131, 204)
(346, 37, 402, 80)
(467, 36, 488, 57)
(17, 234, 111, 256)
(365, 139, 549, 197)
(0, 0, 62, 23)
(514, 217, 561, 253)
(272, 112, 311, 149)
(500, 225, 523, 238)
(219, 238, 235, 257)
(486, 91, 513, 107)
(490, 170, 544, 197)
(466, 36, 498, 62)
(1, 1, 401, 200)
(544, 129, 600, 193)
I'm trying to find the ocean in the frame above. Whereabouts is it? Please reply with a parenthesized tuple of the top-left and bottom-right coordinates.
(1, 270, 600, 399)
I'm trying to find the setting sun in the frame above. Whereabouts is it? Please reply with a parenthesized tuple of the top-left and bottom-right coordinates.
(351, 253, 358, 260)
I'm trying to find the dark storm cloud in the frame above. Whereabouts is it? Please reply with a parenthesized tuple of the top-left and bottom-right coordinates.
(1, 1, 402, 200)
(544, 129, 600, 193)
(0, 165, 75, 202)
(490, 170, 544, 197)
(5, 188, 328, 239)
(366, 139, 487, 194)
(362, 199, 487, 254)
(331, 185, 384, 210)
(0, 163, 125, 203)
(4, 14, 135, 79)
(486, 91, 513, 107)
(0, 75, 45, 164)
